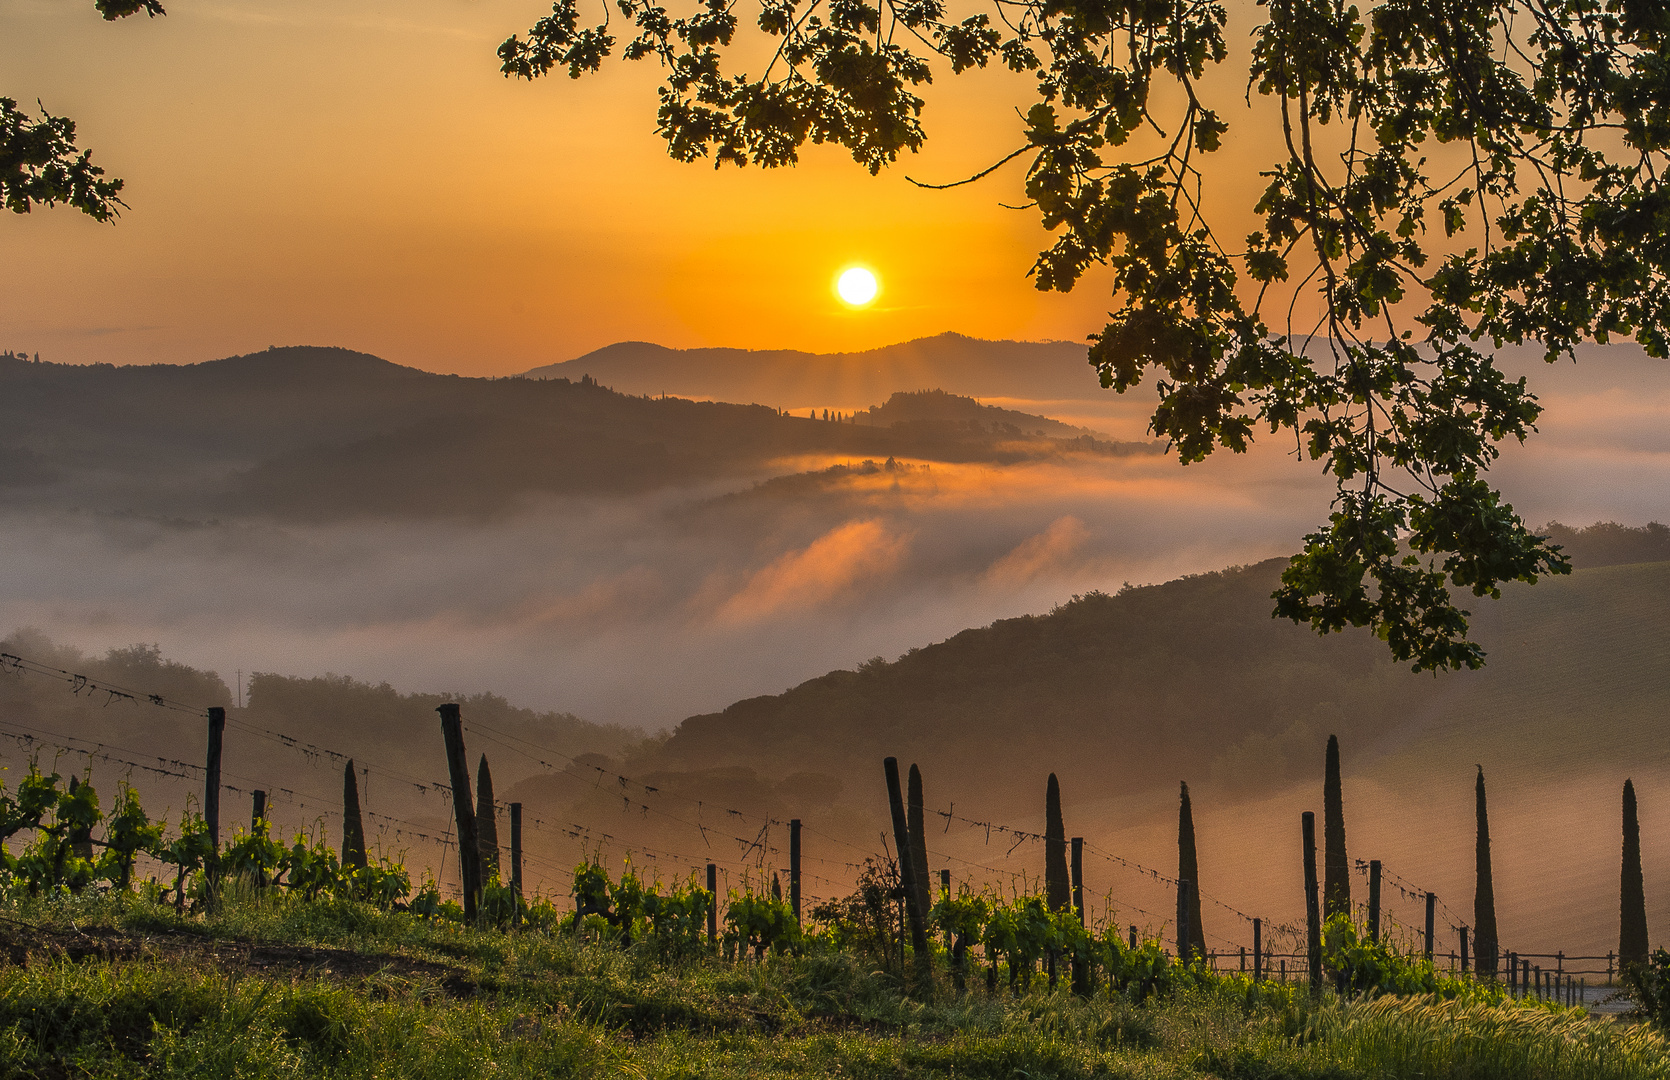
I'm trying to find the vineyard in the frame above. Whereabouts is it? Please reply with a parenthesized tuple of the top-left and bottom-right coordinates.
(3, 646, 1670, 1077)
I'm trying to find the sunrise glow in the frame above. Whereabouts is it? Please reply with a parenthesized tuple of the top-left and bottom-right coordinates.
(836, 267, 880, 307)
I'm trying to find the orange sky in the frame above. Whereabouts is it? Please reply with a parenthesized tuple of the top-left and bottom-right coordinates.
(0, 1, 1078, 373)
(0, 0, 1301, 375)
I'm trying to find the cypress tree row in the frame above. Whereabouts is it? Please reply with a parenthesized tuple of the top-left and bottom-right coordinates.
(477, 755, 500, 880)
(1474, 766, 1499, 979)
(1045, 773, 1070, 912)
(1621, 778, 1650, 968)
(1323, 734, 1351, 921)
(907, 764, 932, 924)
(1177, 781, 1206, 961)
(341, 759, 367, 871)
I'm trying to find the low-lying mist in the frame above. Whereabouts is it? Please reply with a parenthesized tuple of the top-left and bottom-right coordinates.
(1, 339, 1665, 727)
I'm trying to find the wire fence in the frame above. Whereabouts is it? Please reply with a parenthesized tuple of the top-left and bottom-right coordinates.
(0, 647, 1630, 982)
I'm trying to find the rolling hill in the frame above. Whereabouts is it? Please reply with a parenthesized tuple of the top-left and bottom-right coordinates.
(521, 333, 1104, 411)
(0, 347, 1150, 521)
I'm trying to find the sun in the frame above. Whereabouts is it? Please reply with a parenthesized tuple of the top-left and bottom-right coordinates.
(836, 266, 879, 307)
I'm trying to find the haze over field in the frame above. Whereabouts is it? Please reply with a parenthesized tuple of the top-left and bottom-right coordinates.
(0, 336, 1665, 725)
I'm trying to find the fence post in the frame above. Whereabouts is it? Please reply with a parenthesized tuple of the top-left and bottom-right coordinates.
(1302, 811, 1322, 995)
(1460, 926, 1470, 972)
(205, 707, 225, 850)
(706, 862, 718, 944)
(1177, 878, 1192, 964)
(1368, 860, 1382, 943)
(1071, 837, 1084, 925)
(252, 789, 266, 831)
(789, 818, 802, 924)
(884, 758, 932, 983)
(509, 802, 523, 912)
(1253, 917, 1263, 982)
(437, 703, 481, 921)
(1424, 892, 1435, 962)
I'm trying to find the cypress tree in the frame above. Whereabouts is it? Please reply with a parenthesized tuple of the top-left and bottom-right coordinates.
(1045, 773, 1070, 911)
(1621, 778, 1650, 968)
(1323, 734, 1351, 921)
(1474, 766, 1499, 979)
(477, 755, 500, 881)
(341, 760, 367, 871)
(907, 764, 933, 922)
(1177, 781, 1206, 961)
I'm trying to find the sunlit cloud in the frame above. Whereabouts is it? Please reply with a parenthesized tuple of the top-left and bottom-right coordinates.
(712, 519, 911, 625)
(982, 516, 1090, 588)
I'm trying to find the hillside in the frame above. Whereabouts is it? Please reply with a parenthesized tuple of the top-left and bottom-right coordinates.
(522, 333, 1104, 411)
(0, 347, 1148, 521)
(4, 532, 1666, 954)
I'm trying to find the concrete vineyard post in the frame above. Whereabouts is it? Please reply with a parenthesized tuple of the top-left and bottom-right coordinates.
(1177, 879, 1192, 965)
(476, 756, 500, 882)
(1475, 767, 1499, 980)
(883, 757, 931, 983)
(342, 760, 368, 872)
(1621, 779, 1649, 968)
(1323, 735, 1350, 921)
(437, 703, 481, 921)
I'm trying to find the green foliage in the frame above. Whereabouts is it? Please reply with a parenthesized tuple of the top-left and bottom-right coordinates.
(3, 3, 164, 221)
(564, 858, 716, 958)
(1622, 947, 1670, 1032)
(2, 889, 1665, 1080)
(0, 99, 126, 221)
(489, 0, 1670, 670)
(724, 887, 799, 960)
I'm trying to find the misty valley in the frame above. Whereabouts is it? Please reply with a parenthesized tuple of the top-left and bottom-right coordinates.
(1, 336, 1668, 1078)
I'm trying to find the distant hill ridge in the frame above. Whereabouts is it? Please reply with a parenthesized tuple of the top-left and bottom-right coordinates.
(0, 344, 1141, 521)
(522, 333, 1103, 411)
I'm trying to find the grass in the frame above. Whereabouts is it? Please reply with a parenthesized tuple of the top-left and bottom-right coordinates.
(0, 890, 1664, 1079)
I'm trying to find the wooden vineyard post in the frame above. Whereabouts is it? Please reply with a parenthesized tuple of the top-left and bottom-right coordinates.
(1425, 892, 1436, 962)
(1254, 918, 1263, 982)
(789, 818, 802, 924)
(510, 802, 523, 916)
(884, 757, 932, 983)
(706, 863, 718, 945)
(204, 706, 225, 899)
(1070, 837, 1088, 994)
(1129, 925, 1137, 950)
(1071, 837, 1084, 925)
(205, 707, 225, 849)
(437, 703, 481, 921)
(1460, 926, 1470, 972)
(1368, 860, 1382, 943)
(252, 790, 266, 831)
(1302, 811, 1322, 995)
